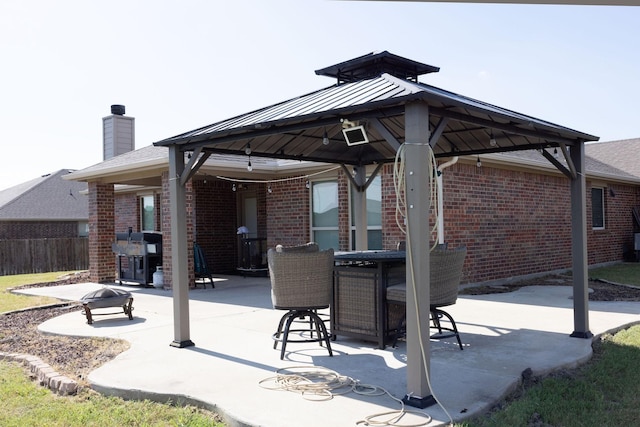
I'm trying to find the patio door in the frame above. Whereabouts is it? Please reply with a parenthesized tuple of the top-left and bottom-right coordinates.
(239, 193, 258, 238)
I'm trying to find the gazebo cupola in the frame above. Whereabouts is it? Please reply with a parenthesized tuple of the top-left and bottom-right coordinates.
(314, 50, 440, 84)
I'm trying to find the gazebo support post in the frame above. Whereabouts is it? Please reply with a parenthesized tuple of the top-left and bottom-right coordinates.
(168, 145, 195, 348)
(569, 142, 592, 339)
(403, 101, 436, 408)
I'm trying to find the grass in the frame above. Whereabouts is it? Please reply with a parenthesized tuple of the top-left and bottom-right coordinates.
(589, 262, 640, 286)
(0, 271, 78, 313)
(0, 361, 223, 427)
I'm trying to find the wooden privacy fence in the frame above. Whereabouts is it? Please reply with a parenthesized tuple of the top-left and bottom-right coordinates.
(0, 238, 89, 276)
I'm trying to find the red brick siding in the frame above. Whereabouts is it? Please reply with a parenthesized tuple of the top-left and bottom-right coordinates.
(88, 182, 115, 283)
(193, 179, 237, 273)
(588, 183, 637, 264)
(114, 193, 139, 233)
(266, 176, 311, 247)
(381, 163, 405, 250)
(0, 221, 79, 239)
(161, 171, 195, 288)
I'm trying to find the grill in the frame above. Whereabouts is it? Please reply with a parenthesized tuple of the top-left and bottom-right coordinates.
(112, 231, 162, 285)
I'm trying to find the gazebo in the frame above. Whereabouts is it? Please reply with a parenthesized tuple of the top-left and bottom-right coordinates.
(154, 51, 598, 407)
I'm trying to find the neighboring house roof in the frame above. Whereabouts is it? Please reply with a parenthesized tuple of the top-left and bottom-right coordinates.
(490, 149, 640, 184)
(0, 169, 88, 221)
(585, 138, 640, 179)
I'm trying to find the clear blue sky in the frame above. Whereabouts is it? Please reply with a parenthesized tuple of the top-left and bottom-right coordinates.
(1, 0, 638, 190)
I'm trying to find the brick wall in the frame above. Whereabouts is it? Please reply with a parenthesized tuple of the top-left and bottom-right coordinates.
(161, 171, 195, 288)
(193, 179, 237, 273)
(266, 176, 312, 247)
(114, 193, 138, 233)
(436, 162, 639, 283)
(111, 160, 639, 287)
(0, 221, 79, 239)
(88, 182, 115, 283)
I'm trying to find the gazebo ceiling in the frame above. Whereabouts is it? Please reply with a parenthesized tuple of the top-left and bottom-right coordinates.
(155, 51, 598, 166)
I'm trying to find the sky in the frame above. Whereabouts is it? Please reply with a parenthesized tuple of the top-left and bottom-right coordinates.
(1, 0, 638, 191)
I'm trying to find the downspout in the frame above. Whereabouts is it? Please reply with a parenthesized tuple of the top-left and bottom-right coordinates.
(436, 157, 458, 245)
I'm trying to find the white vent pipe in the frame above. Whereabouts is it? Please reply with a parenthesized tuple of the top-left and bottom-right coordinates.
(436, 157, 459, 244)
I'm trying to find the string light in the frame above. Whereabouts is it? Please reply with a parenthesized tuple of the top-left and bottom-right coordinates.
(322, 129, 329, 145)
(247, 158, 253, 172)
(245, 143, 252, 155)
(267, 184, 272, 194)
(476, 156, 482, 168)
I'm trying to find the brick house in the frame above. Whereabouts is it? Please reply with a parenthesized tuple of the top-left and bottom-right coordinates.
(68, 140, 640, 287)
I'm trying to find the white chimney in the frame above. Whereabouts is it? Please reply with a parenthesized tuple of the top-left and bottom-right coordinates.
(103, 104, 135, 160)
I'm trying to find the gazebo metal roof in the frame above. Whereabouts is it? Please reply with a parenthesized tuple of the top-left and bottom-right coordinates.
(156, 51, 597, 165)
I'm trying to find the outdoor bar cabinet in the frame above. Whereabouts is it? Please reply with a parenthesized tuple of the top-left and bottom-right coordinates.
(331, 250, 406, 349)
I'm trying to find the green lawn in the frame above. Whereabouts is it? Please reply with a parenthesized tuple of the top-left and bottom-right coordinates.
(589, 262, 640, 286)
(0, 271, 76, 313)
(0, 361, 223, 427)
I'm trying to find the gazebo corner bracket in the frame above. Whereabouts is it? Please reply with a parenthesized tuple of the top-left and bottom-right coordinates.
(341, 163, 383, 192)
(179, 148, 211, 186)
(541, 147, 576, 180)
(370, 117, 401, 151)
(429, 117, 449, 148)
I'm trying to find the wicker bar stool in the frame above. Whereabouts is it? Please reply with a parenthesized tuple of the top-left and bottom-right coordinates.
(268, 244, 334, 360)
(387, 246, 467, 349)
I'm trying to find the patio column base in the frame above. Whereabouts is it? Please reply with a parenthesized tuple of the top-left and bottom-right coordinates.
(402, 394, 436, 409)
(570, 330, 593, 339)
(170, 340, 195, 348)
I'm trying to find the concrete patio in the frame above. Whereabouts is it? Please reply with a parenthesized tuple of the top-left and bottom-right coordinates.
(15, 275, 640, 427)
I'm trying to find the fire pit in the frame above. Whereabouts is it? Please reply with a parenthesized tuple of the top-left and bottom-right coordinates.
(80, 288, 134, 325)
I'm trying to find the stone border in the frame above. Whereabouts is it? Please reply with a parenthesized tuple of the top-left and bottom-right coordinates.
(0, 351, 78, 395)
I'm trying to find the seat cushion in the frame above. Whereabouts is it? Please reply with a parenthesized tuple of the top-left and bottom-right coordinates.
(386, 283, 406, 303)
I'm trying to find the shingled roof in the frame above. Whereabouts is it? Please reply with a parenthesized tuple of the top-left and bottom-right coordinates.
(0, 169, 88, 221)
(585, 138, 640, 179)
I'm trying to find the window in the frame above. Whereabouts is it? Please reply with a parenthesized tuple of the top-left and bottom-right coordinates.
(141, 195, 155, 231)
(77, 221, 89, 237)
(350, 175, 382, 250)
(311, 181, 339, 250)
(591, 187, 605, 230)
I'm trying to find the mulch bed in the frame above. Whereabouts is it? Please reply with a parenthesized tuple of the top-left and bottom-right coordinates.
(460, 273, 640, 302)
(0, 272, 129, 386)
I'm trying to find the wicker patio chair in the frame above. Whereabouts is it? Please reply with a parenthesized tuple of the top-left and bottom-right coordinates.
(387, 246, 467, 349)
(268, 246, 334, 359)
(275, 242, 319, 253)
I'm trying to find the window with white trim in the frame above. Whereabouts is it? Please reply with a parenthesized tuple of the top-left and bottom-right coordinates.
(311, 180, 339, 250)
(591, 187, 605, 230)
(141, 195, 155, 232)
(350, 174, 382, 250)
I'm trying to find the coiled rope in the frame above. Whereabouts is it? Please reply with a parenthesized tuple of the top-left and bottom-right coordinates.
(259, 366, 433, 426)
